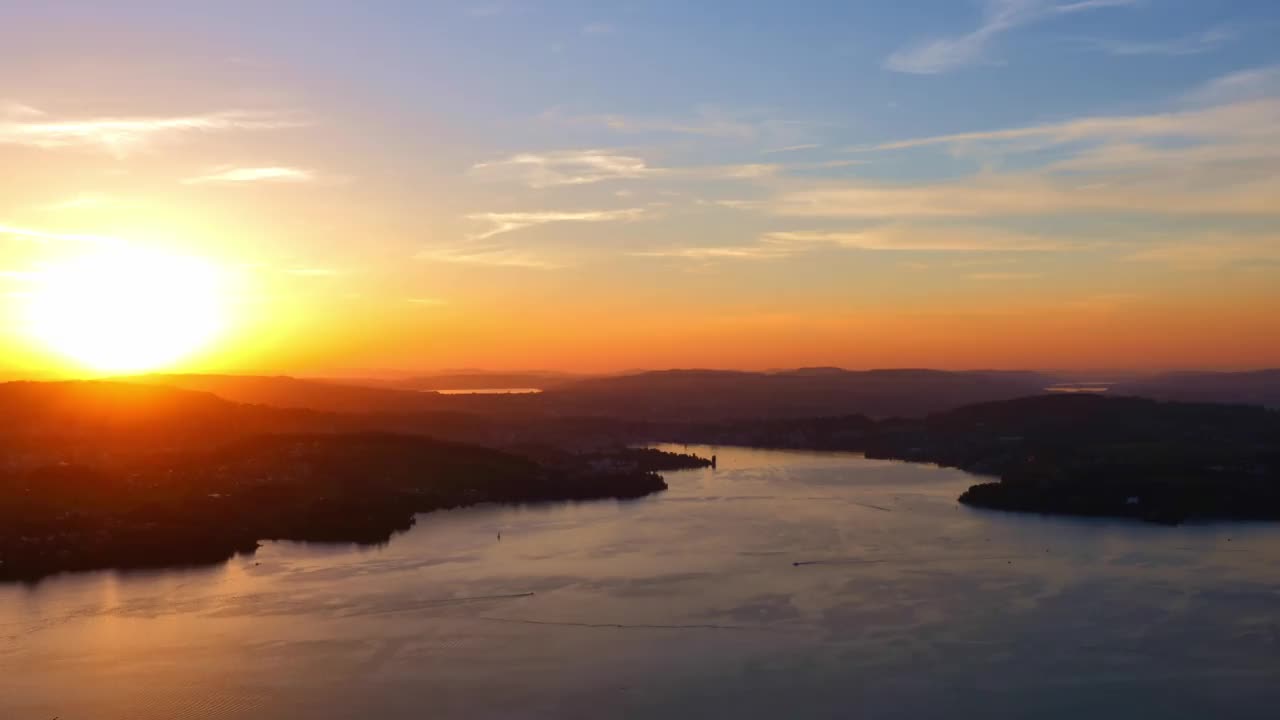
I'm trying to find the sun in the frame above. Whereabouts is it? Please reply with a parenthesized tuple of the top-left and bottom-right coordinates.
(23, 246, 227, 374)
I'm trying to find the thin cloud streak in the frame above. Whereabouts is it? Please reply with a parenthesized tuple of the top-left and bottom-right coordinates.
(1126, 235, 1280, 269)
(1186, 65, 1280, 105)
(848, 99, 1280, 154)
(465, 208, 648, 240)
(770, 173, 1280, 219)
(1086, 26, 1234, 57)
(631, 245, 793, 261)
(762, 144, 821, 154)
(470, 149, 780, 188)
(637, 225, 1074, 262)
(0, 106, 301, 156)
(884, 0, 1141, 74)
(416, 244, 566, 269)
(1044, 137, 1280, 173)
(828, 69, 1280, 219)
(184, 166, 316, 184)
(471, 150, 653, 187)
(763, 227, 1072, 252)
(1055, 0, 1142, 12)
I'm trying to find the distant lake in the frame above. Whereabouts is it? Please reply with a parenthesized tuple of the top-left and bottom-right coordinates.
(4, 446, 1279, 719)
(1045, 383, 1111, 394)
(434, 387, 542, 395)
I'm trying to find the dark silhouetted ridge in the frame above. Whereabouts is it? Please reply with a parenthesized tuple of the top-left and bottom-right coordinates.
(0, 381, 700, 581)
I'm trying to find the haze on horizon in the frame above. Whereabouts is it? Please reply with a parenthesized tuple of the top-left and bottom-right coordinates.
(2, 0, 1278, 378)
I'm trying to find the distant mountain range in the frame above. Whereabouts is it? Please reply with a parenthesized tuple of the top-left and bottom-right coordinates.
(134, 373, 480, 414)
(357, 370, 583, 392)
(0, 380, 340, 448)
(5, 378, 1276, 535)
(114, 368, 1279, 422)
(123, 368, 1056, 421)
(538, 368, 1055, 421)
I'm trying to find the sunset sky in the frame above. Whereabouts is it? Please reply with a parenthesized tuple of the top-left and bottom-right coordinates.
(2, 0, 1278, 376)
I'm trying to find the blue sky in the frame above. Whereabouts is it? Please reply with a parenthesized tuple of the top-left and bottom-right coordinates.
(1, 0, 1278, 372)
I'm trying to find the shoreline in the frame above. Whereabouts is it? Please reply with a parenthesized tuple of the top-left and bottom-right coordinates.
(0, 437, 708, 584)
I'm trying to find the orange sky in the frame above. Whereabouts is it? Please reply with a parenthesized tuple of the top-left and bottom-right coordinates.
(2, 3, 1278, 377)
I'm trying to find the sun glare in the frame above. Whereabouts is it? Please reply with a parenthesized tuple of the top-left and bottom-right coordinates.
(23, 246, 227, 374)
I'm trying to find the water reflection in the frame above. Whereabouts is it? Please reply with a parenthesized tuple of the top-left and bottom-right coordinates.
(433, 387, 542, 395)
(3, 445, 1279, 719)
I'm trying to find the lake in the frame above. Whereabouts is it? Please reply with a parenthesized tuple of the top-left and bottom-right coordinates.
(433, 388, 543, 395)
(3, 445, 1279, 719)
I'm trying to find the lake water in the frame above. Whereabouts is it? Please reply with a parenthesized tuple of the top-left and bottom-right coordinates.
(3, 445, 1279, 719)
(433, 388, 543, 395)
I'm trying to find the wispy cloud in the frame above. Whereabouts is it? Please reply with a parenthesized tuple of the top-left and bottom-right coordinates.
(762, 144, 821, 155)
(470, 149, 780, 188)
(707, 163, 779, 179)
(884, 0, 1140, 74)
(471, 150, 653, 187)
(466, 208, 648, 240)
(407, 297, 448, 306)
(415, 244, 565, 269)
(1, 102, 44, 118)
(1085, 26, 1234, 57)
(1126, 235, 1280, 269)
(789, 158, 866, 171)
(1185, 64, 1280, 106)
(636, 225, 1073, 262)
(1055, 0, 1142, 13)
(771, 171, 1280, 219)
(582, 22, 614, 35)
(824, 69, 1280, 220)
(183, 166, 315, 185)
(1043, 136, 1280, 173)
(631, 244, 794, 261)
(847, 94, 1280, 157)
(430, 206, 654, 268)
(0, 105, 300, 156)
(763, 227, 1071, 252)
(709, 199, 769, 211)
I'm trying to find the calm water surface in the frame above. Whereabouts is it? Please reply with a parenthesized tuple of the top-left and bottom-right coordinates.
(4, 445, 1279, 719)
(433, 388, 542, 395)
